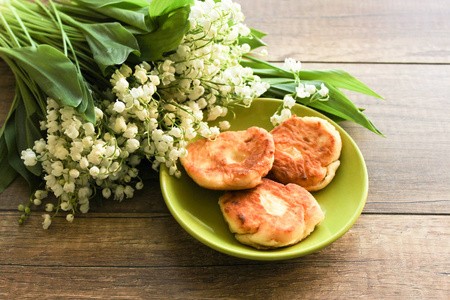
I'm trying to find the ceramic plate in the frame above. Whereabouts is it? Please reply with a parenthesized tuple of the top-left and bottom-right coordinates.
(160, 98, 368, 260)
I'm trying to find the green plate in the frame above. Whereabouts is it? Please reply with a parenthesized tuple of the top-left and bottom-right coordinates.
(160, 98, 368, 261)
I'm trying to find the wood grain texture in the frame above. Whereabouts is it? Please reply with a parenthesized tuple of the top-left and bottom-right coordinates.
(0, 214, 448, 298)
(316, 63, 450, 214)
(240, 0, 450, 63)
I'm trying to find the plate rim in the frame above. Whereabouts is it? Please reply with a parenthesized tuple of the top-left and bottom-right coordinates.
(160, 98, 368, 261)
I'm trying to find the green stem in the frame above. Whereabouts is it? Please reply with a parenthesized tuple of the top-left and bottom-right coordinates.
(6, 3, 36, 47)
(10, 0, 44, 17)
(0, 9, 21, 48)
(35, 0, 81, 72)
(0, 29, 28, 48)
(48, 0, 68, 56)
(242, 54, 293, 77)
(0, 33, 14, 48)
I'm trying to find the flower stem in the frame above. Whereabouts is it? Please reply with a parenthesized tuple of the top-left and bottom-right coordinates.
(0, 9, 21, 47)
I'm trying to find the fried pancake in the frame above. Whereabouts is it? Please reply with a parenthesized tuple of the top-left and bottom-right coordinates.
(269, 116, 342, 191)
(219, 178, 324, 249)
(180, 127, 275, 190)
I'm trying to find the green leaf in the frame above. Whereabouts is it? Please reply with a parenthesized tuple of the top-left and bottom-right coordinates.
(244, 56, 383, 100)
(267, 82, 297, 95)
(57, 4, 108, 20)
(136, 6, 191, 61)
(15, 78, 45, 137)
(0, 136, 18, 194)
(74, 0, 150, 31)
(15, 96, 42, 176)
(16, 79, 44, 121)
(83, 0, 150, 8)
(243, 55, 383, 135)
(78, 78, 97, 124)
(149, 0, 194, 19)
(0, 45, 96, 122)
(239, 28, 267, 50)
(266, 81, 383, 136)
(248, 28, 267, 40)
(3, 111, 40, 192)
(0, 90, 19, 194)
(75, 78, 89, 114)
(0, 45, 84, 108)
(79, 22, 140, 73)
(262, 77, 295, 85)
(252, 67, 293, 78)
(308, 84, 384, 136)
(241, 55, 293, 77)
(299, 69, 385, 99)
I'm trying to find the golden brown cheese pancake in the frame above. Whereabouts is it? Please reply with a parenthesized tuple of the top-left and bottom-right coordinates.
(180, 127, 275, 190)
(219, 178, 324, 249)
(269, 116, 342, 191)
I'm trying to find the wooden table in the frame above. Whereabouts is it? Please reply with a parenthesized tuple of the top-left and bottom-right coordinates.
(1, 0, 449, 298)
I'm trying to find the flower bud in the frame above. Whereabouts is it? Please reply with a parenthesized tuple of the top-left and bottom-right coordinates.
(66, 214, 74, 223)
(45, 203, 54, 212)
(102, 188, 112, 199)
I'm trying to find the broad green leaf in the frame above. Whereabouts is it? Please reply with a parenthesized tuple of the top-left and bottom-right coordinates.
(251, 67, 293, 78)
(77, 0, 150, 9)
(242, 55, 293, 77)
(248, 28, 267, 40)
(0, 87, 19, 194)
(243, 55, 383, 134)
(15, 96, 42, 176)
(244, 56, 383, 101)
(78, 77, 97, 124)
(16, 78, 45, 121)
(79, 22, 140, 73)
(240, 59, 267, 70)
(266, 81, 383, 135)
(121, 25, 148, 35)
(262, 88, 286, 99)
(0, 45, 96, 122)
(4, 112, 40, 192)
(136, 6, 191, 61)
(57, 5, 108, 20)
(239, 28, 267, 50)
(262, 77, 295, 85)
(0, 45, 85, 108)
(308, 84, 384, 136)
(75, 79, 89, 114)
(299, 69, 385, 99)
(149, 0, 194, 18)
(0, 136, 18, 194)
(74, 0, 150, 31)
(267, 82, 297, 95)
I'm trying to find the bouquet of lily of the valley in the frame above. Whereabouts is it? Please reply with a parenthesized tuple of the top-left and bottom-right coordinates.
(0, 0, 383, 228)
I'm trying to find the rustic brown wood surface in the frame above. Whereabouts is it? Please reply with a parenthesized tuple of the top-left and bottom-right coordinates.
(240, 0, 450, 63)
(0, 0, 449, 298)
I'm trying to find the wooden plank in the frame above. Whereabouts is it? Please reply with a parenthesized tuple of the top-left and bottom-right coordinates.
(240, 0, 450, 63)
(0, 214, 448, 298)
(1, 63, 448, 214)
(0, 168, 168, 214)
